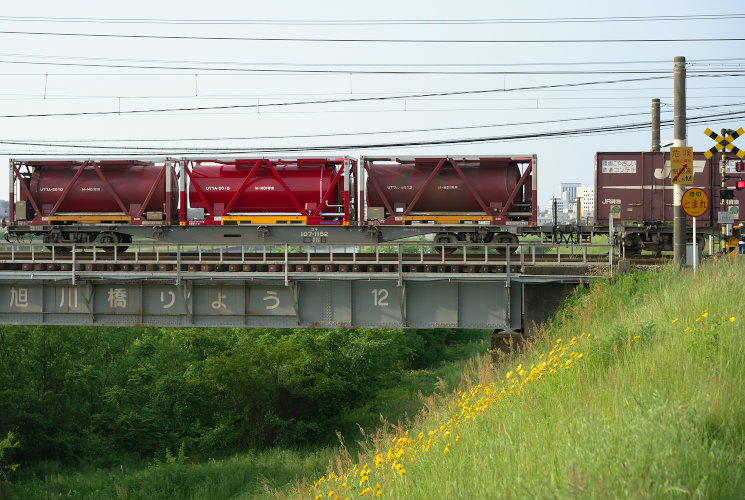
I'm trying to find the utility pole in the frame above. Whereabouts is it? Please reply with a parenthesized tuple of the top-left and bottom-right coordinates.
(651, 98, 660, 152)
(673, 56, 686, 265)
(720, 128, 733, 237)
(552, 197, 558, 227)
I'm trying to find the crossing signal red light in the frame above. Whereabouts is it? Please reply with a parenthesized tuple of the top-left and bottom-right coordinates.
(737, 180, 745, 190)
(736, 161, 745, 172)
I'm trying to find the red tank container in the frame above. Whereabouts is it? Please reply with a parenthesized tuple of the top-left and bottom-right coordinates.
(13, 160, 178, 224)
(363, 156, 535, 224)
(182, 158, 353, 225)
(189, 161, 338, 214)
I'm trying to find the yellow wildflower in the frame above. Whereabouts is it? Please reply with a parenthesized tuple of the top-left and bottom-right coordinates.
(672, 318, 679, 323)
(730, 317, 736, 322)
(702, 312, 708, 317)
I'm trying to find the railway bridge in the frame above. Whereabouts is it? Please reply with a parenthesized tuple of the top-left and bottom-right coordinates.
(0, 241, 615, 331)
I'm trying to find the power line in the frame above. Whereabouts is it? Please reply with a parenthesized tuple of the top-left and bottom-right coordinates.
(21, 99, 745, 146)
(0, 13, 743, 25)
(0, 85, 741, 98)
(1, 73, 742, 119)
(3, 107, 743, 154)
(0, 30, 744, 44)
(0, 93, 740, 103)
(2, 53, 743, 71)
(2, 109, 667, 145)
(0, 58, 696, 74)
(3, 74, 735, 119)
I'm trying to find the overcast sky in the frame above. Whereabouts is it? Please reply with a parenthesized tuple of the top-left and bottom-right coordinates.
(1, 0, 743, 208)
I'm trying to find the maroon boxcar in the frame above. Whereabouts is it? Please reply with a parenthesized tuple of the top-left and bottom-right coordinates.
(180, 157, 354, 226)
(361, 156, 536, 227)
(595, 152, 743, 253)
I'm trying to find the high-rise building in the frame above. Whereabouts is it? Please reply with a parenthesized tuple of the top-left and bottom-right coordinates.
(576, 186, 595, 222)
(559, 183, 581, 202)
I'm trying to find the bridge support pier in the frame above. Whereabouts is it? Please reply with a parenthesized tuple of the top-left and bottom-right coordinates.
(522, 282, 579, 335)
(491, 330, 523, 363)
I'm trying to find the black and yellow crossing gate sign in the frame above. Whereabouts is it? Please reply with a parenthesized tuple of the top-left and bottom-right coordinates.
(704, 127, 745, 159)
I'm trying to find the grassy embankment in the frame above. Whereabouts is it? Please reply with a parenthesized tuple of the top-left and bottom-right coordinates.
(6, 258, 744, 499)
(299, 258, 745, 499)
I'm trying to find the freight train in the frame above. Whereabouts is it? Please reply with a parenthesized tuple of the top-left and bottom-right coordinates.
(7, 156, 535, 247)
(6, 153, 743, 253)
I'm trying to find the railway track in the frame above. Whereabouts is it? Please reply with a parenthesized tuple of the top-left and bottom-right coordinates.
(0, 250, 667, 274)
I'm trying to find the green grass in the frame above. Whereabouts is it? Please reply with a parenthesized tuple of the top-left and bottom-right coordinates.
(299, 258, 745, 499)
(6, 334, 490, 499)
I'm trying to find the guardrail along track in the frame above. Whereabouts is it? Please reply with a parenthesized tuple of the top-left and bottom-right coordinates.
(0, 241, 619, 273)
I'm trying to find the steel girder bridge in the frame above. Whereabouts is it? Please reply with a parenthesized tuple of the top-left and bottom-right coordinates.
(0, 241, 612, 330)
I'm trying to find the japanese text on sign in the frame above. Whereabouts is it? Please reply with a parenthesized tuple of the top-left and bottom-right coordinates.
(107, 288, 128, 309)
(682, 188, 709, 218)
(601, 160, 637, 174)
(671, 146, 694, 185)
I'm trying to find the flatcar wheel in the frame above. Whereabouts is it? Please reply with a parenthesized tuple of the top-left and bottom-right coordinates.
(94, 233, 129, 253)
(434, 232, 459, 254)
(622, 234, 642, 257)
(114, 233, 131, 253)
(493, 233, 519, 254)
(43, 233, 72, 253)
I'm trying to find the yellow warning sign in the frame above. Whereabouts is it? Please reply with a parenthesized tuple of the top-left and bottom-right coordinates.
(682, 188, 709, 217)
(671, 146, 694, 185)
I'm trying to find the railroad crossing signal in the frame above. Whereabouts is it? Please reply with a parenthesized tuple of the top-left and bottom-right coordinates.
(670, 146, 694, 184)
(703, 127, 745, 159)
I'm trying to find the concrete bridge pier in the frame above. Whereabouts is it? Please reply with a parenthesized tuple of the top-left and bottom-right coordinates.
(491, 278, 582, 361)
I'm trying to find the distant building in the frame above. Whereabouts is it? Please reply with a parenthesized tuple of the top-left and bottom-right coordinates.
(559, 183, 581, 202)
(576, 187, 595, 224)
(0, 200, 8, 221)
(542, 183, 593, 225)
